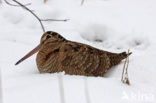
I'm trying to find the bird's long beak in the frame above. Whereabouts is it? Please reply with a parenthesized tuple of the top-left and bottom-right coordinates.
(15, 44, 41, 65)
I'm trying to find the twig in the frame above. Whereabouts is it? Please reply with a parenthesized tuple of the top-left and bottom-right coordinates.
(41, 19, 69, 22)
(4, 0, 31, 7)
(121, 50, 130, 85)
(6, 0, 69, 33)
(7, 0, 45, 32)
(121, 55, 127, 81)
(125, 53, 130, 84)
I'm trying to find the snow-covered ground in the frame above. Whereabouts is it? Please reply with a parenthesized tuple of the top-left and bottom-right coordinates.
(0, 0, 156, 103)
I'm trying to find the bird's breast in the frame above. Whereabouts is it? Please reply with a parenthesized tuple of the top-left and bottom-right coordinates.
(36, 46, 62, 73)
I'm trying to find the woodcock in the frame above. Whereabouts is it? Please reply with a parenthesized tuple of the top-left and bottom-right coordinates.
(15, 31, 131, 77)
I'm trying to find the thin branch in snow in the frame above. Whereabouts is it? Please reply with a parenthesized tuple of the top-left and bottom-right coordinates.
(121, 50, 131, 85)
(4, 0, 31, 7)
(41, 19, 70, 22)
(10, 0, 45, 32)
(5, 0, 69, 33)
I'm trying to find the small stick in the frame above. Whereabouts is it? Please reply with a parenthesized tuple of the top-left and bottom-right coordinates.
(11, 0, 46, 32)
(41, 19, 69, 22)
(121, 54, 127, 82)
(5, 0, 69, 33)
(125, 54, 130, 85)
(4, 0, 31, 7)
(121, 50, 130, 85)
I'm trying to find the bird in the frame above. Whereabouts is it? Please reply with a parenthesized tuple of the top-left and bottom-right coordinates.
(15, 31, 131, 77)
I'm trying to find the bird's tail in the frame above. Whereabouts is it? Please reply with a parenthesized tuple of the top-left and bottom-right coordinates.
(119, 52, 132, 60)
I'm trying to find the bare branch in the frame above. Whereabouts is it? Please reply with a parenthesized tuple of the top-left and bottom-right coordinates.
(41, 19, 69, 22)
(4, 0, 31, 7)
(121, 57, 127, 81)
(6, 0, 45, 32)
(6, 0, 69, 33)
(121, 50, 131, 85)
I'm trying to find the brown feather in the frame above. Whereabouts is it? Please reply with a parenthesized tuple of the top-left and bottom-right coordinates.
(35, 31, 131, 77)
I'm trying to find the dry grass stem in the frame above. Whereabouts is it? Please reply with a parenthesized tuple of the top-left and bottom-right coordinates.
(121, 50, 130, 85)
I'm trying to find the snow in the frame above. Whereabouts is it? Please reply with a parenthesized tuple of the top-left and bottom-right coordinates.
(0, 0, 156, 103)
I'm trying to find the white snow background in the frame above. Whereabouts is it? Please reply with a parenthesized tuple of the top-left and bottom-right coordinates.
(0, 0, 156, 103)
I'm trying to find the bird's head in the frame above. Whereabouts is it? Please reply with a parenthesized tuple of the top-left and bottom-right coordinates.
(15, 31, 65, 65)
(40, 31, 65, 45)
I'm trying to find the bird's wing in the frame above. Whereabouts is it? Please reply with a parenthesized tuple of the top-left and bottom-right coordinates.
(60, 41, 110, 76)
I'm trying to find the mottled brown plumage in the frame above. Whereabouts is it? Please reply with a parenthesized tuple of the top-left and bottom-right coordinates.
(15, 31, 131, 77)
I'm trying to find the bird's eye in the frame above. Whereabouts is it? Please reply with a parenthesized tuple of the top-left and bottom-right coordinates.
(46, 35, 51, 40)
